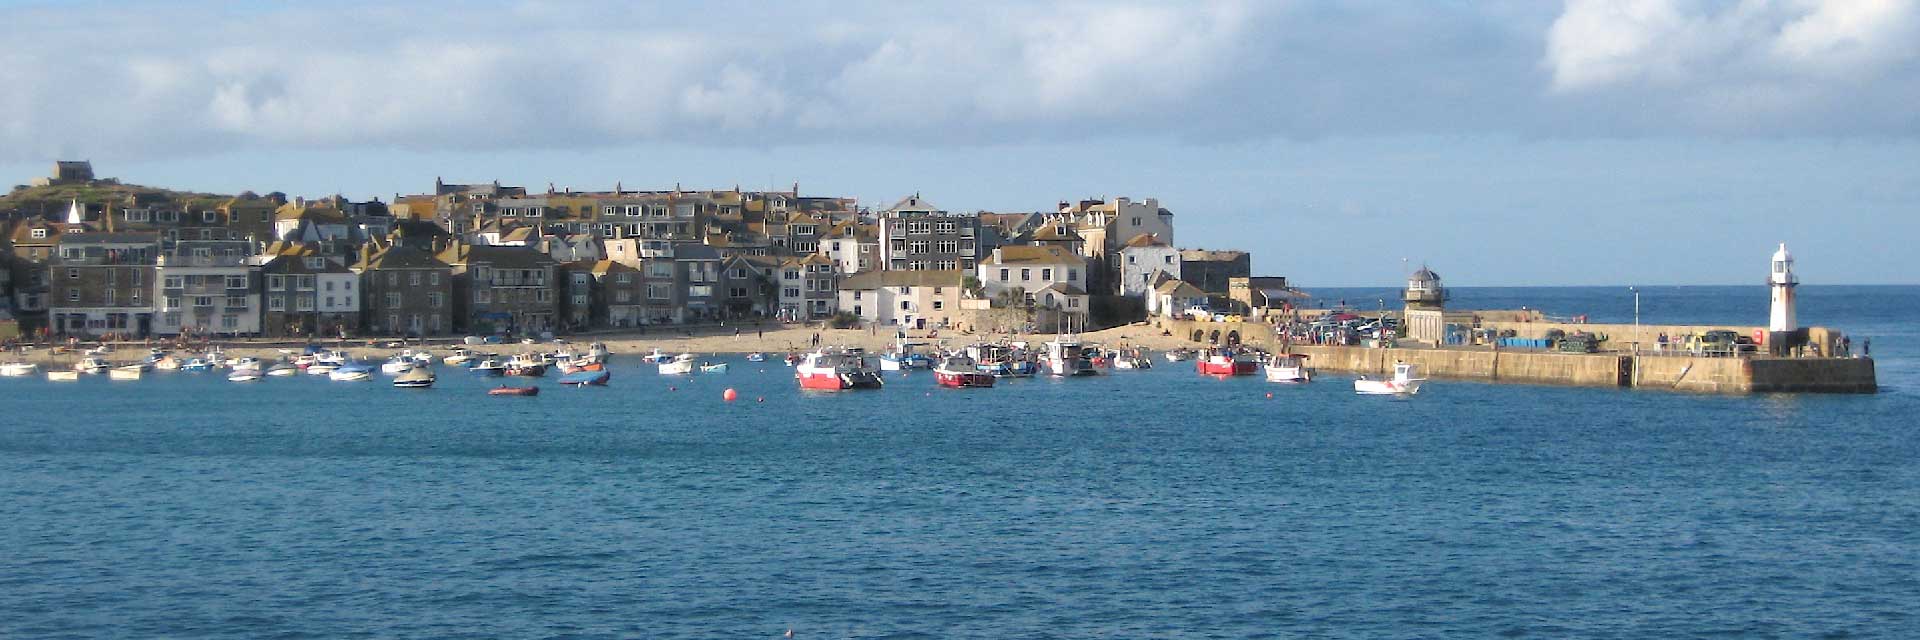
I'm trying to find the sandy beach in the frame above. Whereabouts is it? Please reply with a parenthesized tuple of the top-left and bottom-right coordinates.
(7, 322, 1210, 365)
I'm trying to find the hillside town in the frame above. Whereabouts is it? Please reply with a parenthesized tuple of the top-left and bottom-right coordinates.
(0, 161, 1298, 342)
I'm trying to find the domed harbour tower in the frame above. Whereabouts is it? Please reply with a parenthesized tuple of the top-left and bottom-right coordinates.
(1402, 266, 1449, 345)
(1404, 267, 1448, 310)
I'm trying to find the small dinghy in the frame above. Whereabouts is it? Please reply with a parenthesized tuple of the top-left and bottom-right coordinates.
(488, 385, 539, 397)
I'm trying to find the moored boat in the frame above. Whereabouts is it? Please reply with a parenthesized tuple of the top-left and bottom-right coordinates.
(1196, 347, 1259, 376)
(1163, 348, 1195, 363)
(795, 347, 884, 390)
(74, 357, 111, 375)
(0, 362, 37, 377)
(658, 353, 696, 375)
(699, 362, 729, 374)
(505, 354, 548, 377)
(46, 370, 80, 382)
(393, 366, 436, 388)
(227, 369, 262, 383)
(1043, 336, 1098, 377)
(1355, 362, 1424, 396)
(745, 352, 766, 362)
(489, 385, 540, 396)
(443, 349, 475, 366)
(934, 355, 996, 388)
(266, 362, 300, 377)
(641, 348, 674, 364)
(558, 368, 610, 386)
(109, 365, 144, 380)
(468, 357, 507, 376)
(1264, 353, 1312, 383)
(329, 363, 374, 381)
(380, 356, 416, 376)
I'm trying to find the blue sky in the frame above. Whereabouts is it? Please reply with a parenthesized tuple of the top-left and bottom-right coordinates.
(2, 0, 1916, 286)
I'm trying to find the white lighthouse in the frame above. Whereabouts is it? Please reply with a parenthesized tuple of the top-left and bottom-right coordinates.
(1769, 243, 1797, 332)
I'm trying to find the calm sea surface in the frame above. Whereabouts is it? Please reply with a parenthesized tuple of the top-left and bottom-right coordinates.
(3, 285, 1917, 638)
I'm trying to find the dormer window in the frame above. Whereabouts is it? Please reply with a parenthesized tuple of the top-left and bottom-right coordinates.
(202, 211, 217, 223)
(30, 228, 47, 239)
(305, 257, 327, 269)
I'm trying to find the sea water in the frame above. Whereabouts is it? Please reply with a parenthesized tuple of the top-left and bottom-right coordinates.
(2, 285, 1916, 637)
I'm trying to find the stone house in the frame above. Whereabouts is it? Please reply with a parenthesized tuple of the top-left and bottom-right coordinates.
(352, 244, 454, 337)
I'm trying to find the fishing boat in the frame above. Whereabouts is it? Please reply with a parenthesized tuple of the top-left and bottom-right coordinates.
(380, 355, 416, 376)
(393, 366, 436, 388)
(641, 348, 674, 364)
(1355, 362, 1424, 396)
(488, 385, 540, 397)
(443, 349, 476, 366)
(1264, 353, 1312, 384)
(1163, 348, 1195, 363)
(151, 355, 181, 370)
(558, 368, 611, 386)
(46, 370, 79, 382)
(227, 369, 262, 383)
(328, 362, 373, 381)
(879, 332, 936, 371)
(468, 357, 507, 377)
(266, 362, 300, 377)
(109, 365, 144, 381)
(1196, 347, 1259, 376)
(699, 362, 729, 374)
(658, 353, 696, 375)
(744, 352, 766, 362)
(1113, 348, 1154, 370)
(934, 354, 996, 388)
(1043, 336, 1098, 377)
(230, 356, 262, 371)
(504, 354, 548, 377)
(795, 347, 884, 390)
(0, 362, 37, 377)
(74, 357, 111, 375)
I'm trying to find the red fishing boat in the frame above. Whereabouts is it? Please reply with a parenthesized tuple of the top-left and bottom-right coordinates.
(1195, 347, 1259, 376)
(933, 355, 996, 388)
(794, 347, 884, 390)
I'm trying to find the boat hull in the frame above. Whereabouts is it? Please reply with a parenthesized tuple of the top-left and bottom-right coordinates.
(489, 386, 540, 396)
(1354, 379, 1421, 395)
(935, 369, 996, 388)
(1197, 361, 1259, 376)
(558, 370, 610, 386)
(505, 364, 548, 377)
(796, 370, 883, 390)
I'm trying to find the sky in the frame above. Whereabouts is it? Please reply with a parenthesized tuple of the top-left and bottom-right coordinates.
(1, 0, 1916, 286)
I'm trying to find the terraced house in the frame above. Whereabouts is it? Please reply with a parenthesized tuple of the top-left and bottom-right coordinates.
(776, 254, 838, 321)
(51, 232, 159, 337)
(877, 194, 981, 271)
(352, 243, 453, 337)
(258, 243, 360, 338)
(437, 241, 558, 335)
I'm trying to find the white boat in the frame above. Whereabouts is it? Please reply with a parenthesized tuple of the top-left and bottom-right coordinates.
(227, 369, 262, 382)
(393, 366, 436, 388)
(46, 370, 80, 382)
(1163, 348, 1195, 363)
(109, 365, 144, 381)
(329, 363, 373, 381)
(642, 348, 674, 364)
(305, 362, 338, 375)
(230, 357, 263, 372)
(699, 362, 729, 374)
(1264, 353, 1312, 383)
(1043, 336, 1098, 377)
(1355, 362, 1424, 396)
(152, 355, 181, 370)
(658, 353, 696, 375)
(380, 356, 416, 376)
(443, 349, 475, 366)
(266, 363, 300, 377)
(0, 362, 37, 377)
(74, 357, 111, 374)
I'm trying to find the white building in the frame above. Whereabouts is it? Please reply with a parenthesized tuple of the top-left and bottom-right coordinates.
(975, 245, 1087, 304)
(1117, 233, 1180, 298)
(152, 238, 261, 336)
(1769, 243, 1797, 333)
(836, 270, 966, 329)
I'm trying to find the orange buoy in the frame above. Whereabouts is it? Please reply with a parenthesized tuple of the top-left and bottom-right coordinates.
(723, 388, 739, 402)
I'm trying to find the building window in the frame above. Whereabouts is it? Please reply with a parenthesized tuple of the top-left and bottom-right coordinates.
(195, 296, 213, 307)
(67, 289, 79, 302)
(574, 294, 589, 305)
(166, 276, 185, 289)
(1042, 268, 1053, 281)
(226, 296, 246, 309)
(295, 295, 313, 311)
(298, 276, 316, 290)
(67, 268, 79, 279)
(429, 272, 440, 286)
(30, 228, 47, 239)
(227, 276, 247, 289)
(409, 272, 421, 286)
(933, 300, 943, 310)
(1068, 269, 1078, 282)
(1021, 269, 1030, 281)
(104, 288, 115, 304)
(784, 287, 800, 298)
(269, 295, 285, 311)
(1069, 298, 1080, 308)
(267, 275, 285, 290)
(305, 257, 326, 269)
(853, 291, 862, 300)
(428, 292, 442, 309)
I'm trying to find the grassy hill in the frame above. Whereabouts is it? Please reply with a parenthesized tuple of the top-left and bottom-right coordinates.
(2, 180, 234, 217)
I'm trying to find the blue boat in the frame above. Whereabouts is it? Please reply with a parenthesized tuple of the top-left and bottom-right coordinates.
(468, 357, 507, 377)
(558, 369, 610, 386)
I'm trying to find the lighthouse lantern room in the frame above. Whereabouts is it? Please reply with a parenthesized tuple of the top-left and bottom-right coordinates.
(1769, 243, 1797, 333)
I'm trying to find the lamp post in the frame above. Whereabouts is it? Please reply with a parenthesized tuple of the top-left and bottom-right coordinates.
(1630, 286, 1640, 353)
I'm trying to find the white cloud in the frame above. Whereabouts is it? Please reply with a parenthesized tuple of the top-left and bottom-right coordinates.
(0, 0, 1916, 163)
